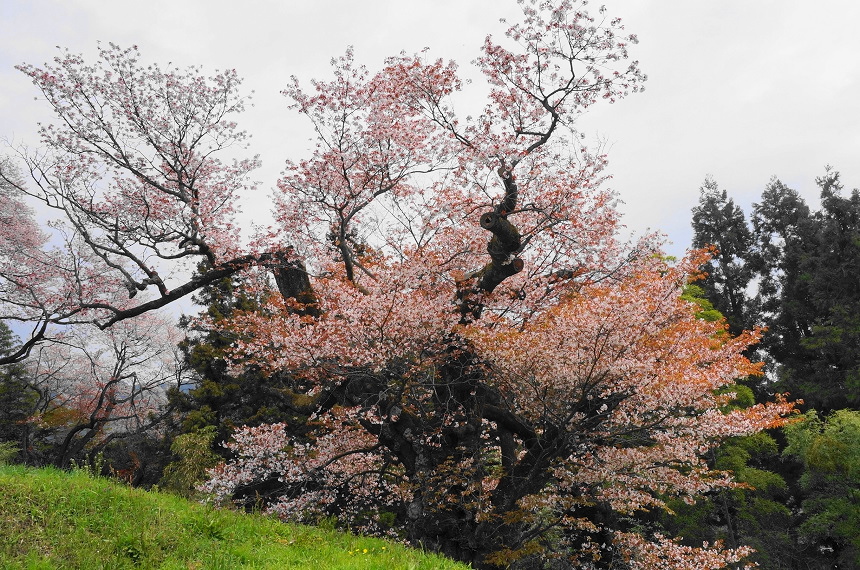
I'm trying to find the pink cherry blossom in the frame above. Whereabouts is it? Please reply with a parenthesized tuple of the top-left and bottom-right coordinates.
(4, 2, 793, 567)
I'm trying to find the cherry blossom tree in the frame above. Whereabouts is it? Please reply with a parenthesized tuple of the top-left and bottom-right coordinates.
(3, 0, 795, 567)
(206, 251, 792, 568)
(0, 44, 281, 365)
(202, 2, 790, 568)
(0, 158, 65, 364)
(21, 313, 186, 468)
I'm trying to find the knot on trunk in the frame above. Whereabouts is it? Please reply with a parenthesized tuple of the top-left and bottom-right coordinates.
(466, 212, 525, 297)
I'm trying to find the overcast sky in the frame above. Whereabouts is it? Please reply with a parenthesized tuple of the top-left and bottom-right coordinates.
(2, 0, 858, 257)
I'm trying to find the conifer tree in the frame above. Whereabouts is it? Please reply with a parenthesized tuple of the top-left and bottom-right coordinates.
(691, 176, 756, 337)
(0, 322, 37, 462)
(752, 171, 860, 410)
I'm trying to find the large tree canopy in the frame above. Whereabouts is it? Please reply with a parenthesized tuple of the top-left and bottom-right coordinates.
(1, 1, 794, 568)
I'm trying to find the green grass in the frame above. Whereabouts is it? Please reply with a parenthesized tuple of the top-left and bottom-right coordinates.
(0, 465, 469, 569)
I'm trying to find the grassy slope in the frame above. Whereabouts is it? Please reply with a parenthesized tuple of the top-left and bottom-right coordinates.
(0, 466, 468, 570)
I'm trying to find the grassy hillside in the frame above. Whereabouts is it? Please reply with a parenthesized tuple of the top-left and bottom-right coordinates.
(0, 465, 469, 569)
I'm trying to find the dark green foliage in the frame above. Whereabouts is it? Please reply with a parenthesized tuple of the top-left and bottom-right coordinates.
(99, 431, 174, 487)
(691, 176, 756, 336)
(0, 321, 37, 464)
(750, 177, 815, 320)
(692, 169, 860, 410)
(168, 268, 309, 463)
(691, 178, 771, 400)
(688, 168, 860, 568)
(753, 170, 860, 411)
(0, 441, 19, 465)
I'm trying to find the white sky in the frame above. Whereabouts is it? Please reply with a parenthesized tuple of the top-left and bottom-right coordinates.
(2, 0, 859, 257)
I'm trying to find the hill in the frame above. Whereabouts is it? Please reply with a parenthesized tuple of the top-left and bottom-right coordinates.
(0, 465, 468, 569)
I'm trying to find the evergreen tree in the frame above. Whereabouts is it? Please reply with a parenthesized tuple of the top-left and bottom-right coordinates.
(750, 176, 815, 356)
(691, 176, 756, 337)
(690, 177, 769, 401)
(752, 171, 860, 410)
(170, 268, 307, 446)
(0, 322, 37, 463)
(689, 170, 860, 566)
(795, 169, 860, 410)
